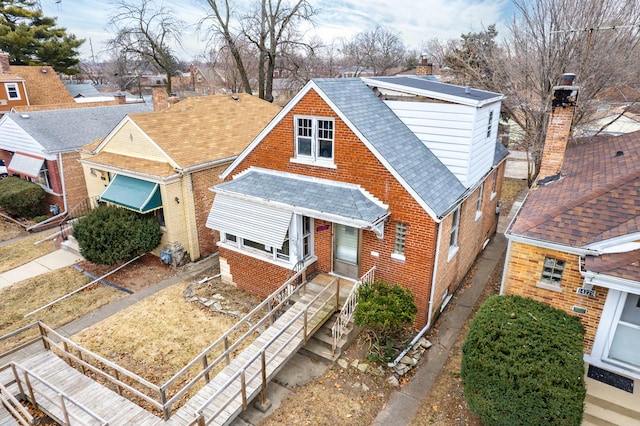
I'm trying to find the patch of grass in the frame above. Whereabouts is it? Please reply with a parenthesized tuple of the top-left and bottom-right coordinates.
(72, 282, 257, 410)
(0, 267, 124, 352)
(0, 231, 58, 273)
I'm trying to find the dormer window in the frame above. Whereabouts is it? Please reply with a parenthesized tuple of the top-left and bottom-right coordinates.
(5, 83, 20, 100)
(293, 115, 334, 166)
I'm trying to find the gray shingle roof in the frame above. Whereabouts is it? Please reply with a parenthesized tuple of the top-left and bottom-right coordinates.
(494, 141, 509, 165)
(4, 103, 151, 153)
(313, 78, 466, 217)
(368, 76, 503, 103)
(65, 83, 104, 98)
(216, 168, 389, 225)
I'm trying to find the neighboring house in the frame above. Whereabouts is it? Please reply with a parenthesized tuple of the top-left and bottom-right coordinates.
(501, 81, 640, 416)
(173, 65, 214, 96)
(0, 103, 151, 224)
(271, 78, 305, 106)
(79, 94, 281, 262)
(206, 76, 507, 327)
(0, 51, 75, 114)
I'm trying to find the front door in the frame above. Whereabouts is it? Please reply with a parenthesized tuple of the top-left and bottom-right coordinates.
(333, 224, 360, 279)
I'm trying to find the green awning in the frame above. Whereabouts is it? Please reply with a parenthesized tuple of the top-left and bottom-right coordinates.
(99, 175, 162, 213)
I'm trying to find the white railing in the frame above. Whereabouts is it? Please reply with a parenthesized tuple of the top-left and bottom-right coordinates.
(330, 266, 375, 355)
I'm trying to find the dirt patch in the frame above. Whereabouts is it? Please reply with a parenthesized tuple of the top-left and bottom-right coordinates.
(75, 253, 177, 293)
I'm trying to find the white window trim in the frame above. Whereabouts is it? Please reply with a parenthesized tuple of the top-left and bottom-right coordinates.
(535, 281, 563, 292)
(391, 252, 406, 262)
(218, 215, 315, 267)
(490, 171, 498, 200)
(448, 207, 460, 262)
(486, 110, 493, 138)
(291, 115, 335, 167)
(475, 183, 484, 222)
(5, 83, 20, 100)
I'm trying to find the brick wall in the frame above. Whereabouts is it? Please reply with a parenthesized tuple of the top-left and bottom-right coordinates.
(502, 241, 606, 352)
(220, 88, 443, 327)
(191, 163, 229, 257)
(61, 152, 89, 210)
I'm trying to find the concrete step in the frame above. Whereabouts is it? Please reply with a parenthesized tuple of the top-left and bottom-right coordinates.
(60, 234, 81, 257)
(301, 311, 362, 363)
(583, 400, 640, 426)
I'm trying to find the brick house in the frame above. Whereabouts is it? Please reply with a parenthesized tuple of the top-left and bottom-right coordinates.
(0, 51, 75, 115)
(501, 78, 640, 412)
(79, 94, 280, 262)
(0, 103, 151, 226)
(206, 77, 507, 327)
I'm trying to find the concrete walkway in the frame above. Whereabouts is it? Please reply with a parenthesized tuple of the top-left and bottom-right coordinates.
(0, 249, 83, 290)
(371, 187, 526, 426)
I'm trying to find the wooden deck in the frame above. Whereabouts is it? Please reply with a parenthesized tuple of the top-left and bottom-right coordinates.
(0, 276, 340, 426)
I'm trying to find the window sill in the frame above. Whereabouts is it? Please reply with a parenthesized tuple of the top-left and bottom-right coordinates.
(475, 211, 483, 222)
(391, 253, 406, 262)
(218, 241, 293, 268)
(289, 157, 337, 169)
(447, 245, 459, 262)
(535, 281, 563, 293)
(490, 192, 497, 201)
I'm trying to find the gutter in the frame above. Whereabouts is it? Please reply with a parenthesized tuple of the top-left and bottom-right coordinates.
(175, 156, 237, 175)
(388, 219, 443, 368)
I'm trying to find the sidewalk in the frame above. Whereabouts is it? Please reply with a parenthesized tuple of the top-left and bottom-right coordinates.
(0, 249, 83, 290)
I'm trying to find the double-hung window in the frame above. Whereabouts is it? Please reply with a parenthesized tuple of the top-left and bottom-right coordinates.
(5, 83, 20, 100)
(294, 116, 334, 165)
(486, 111, 493, 138)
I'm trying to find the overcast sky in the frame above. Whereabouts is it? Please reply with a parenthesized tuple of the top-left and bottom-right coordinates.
(42, 0, 517, 62)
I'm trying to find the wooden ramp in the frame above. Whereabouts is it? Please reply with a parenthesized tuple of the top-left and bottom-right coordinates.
(168, 283, 336, 425)
(12, 351, 162, 426)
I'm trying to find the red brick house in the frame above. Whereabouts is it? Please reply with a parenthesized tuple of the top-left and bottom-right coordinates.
(206, 77, 507, 327)
(501, 78, 640, 420)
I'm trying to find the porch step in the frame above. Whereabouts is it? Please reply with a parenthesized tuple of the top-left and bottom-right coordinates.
(301, 311, 362, 363)
(60, 234, 82, 257)
(583, 376, 640, 426)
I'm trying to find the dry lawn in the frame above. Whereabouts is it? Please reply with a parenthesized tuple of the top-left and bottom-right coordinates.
(0, 230, 58, 273)
(0, 218, 26, 242)
(0, 267, 124, 352)
(72, 280, 263, 411)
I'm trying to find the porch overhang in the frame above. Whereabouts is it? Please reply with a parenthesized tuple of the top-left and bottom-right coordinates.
(99, 174, 162, 213)
(207, 168, 390, 239)
(7, 153, 44, 178)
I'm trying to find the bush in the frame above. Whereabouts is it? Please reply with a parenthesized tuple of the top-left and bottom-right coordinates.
(72, 205, 162, 265)
(0, 177, 45, 218)
(354, 280, 417, 362)
(461, 295, 585, 426)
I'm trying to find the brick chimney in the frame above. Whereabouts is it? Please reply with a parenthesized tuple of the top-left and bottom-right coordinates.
(416, 53, 433, 76)
(151, 86, 168, 111)
(537, 73, 579, 182)
(0, 51, 11, 73)
(114, 92, 127, 105)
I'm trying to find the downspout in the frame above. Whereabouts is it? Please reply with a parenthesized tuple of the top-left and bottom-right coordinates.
(388, 220, 443, 367)
(27, 152, 68, 231)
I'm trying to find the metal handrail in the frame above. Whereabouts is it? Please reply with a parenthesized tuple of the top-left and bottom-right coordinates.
(194, 278, 339, 424)
(11, 362, 108, 425)
(330, 266, 375, 354)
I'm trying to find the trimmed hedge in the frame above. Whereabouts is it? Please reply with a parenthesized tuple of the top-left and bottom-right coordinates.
(461, 295, 585, 426)
(354, 280, 417, 332)
(0, 177, 45, 218)
(72, 205, 162, 265)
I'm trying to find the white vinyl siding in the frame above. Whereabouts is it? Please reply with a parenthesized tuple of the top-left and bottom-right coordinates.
(385, 100, 498, 188)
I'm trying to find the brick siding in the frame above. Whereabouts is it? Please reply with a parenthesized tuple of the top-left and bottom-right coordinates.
(502, 241, 606, 352)
(218, 88, 502, 328)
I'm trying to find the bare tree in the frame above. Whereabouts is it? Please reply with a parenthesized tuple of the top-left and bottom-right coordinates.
(202, 0, 315, 101)
(341, 26, 407, 76)
(439, 0, 640, 183)
(108, 0, 183, 95)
